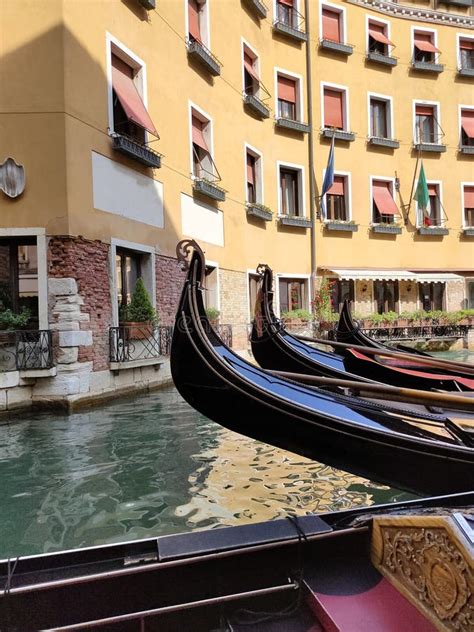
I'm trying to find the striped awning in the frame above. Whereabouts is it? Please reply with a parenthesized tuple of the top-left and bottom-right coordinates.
(325, 269, 464, 283)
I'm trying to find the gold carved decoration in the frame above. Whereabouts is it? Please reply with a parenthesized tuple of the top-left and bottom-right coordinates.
(371, 515, 473, 631)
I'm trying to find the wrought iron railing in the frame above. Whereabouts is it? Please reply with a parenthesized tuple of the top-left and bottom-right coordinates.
(327, 324, 472, 342)
(110, 324, 233, 363)
(0, 329, 54, 371)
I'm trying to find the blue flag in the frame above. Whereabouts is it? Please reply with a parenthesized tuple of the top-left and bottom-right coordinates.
(320, 136, 335, 219)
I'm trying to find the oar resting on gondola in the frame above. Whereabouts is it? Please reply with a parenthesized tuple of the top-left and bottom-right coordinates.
(171, 240, 474, 496)
(250, 263, 474, 393)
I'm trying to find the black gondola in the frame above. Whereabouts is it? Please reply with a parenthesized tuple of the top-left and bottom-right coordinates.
(171, 240, 474, 496)
(250, 264, 474, 393)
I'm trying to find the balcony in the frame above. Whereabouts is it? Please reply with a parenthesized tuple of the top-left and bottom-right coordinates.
(459, 145, 474, 155)
(463, 227, 474, 237)
(413, 142, 446, 153)
(321, 128, 355, 142)
(244, 0, 268, 18)
(275, 117, 310, 133)
(458, 66, 474, 78)
(324, 221, 358, 232)
(368, 136, 400, 149)
(187, 39, 221, 76)
(246, 203, 273, 221)
(109, 325, 172, 368)
(137, 0, 155, 8)
(366, 51, 397, 67)
(411, 59, 444, 74)
(418, 226, 449, 236)
(112, 133, 162, 168)
(273, 8, 307, 42)
(319, 39, 354, 56)
(371, 223, 402, 234)
(243, 93, 270, 119)
(0, 330, 54, 373)
(278, 215, 312, 228)
(193, 178, 226, 201)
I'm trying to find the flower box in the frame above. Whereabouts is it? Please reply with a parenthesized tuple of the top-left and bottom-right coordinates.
(462, 227, 474, 237)
(418, 226, 449, 236)
(120, 322, 153, 340)
(275, 118, 310, 133)
(366, 51, 397, 67)
(411, 60, 444, 74)
(273, 20, 307, 42)
(246, 203, 273, 221)
(321, 128, 355, 142)
(371, 224, 402, 234)
(187, 40, 221, 76)
(244, 94, 270, 119)
(244, 0, 268, 18)
(324, 221, 358, 232)
(279, 215, 312, 228)
(193, 178, 226, 201)
(319, 39, 353, 56)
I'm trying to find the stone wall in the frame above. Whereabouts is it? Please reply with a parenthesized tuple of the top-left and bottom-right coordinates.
(219, 268, 249, 349)
(354, 280, 373, 316)
(446, 280, 465, 311)
(399, 281, 418, 312)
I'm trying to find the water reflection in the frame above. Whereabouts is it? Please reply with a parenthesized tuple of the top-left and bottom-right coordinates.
(0, 386, 408, 559)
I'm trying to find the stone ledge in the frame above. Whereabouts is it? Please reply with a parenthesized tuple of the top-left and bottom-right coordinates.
(110, 358, 165, 371)
(49, 278, 78, 296)
(59, 330, 93, 347)
(20, 367, 57, 379)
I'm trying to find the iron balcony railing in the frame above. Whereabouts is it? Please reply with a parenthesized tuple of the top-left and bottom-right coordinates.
(0, 329, 54, 371)
(110, 324, 233, 363)
(326, 324, 472, 342)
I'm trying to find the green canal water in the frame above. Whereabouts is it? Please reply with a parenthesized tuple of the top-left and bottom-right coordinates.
(0, 349, 471, 559)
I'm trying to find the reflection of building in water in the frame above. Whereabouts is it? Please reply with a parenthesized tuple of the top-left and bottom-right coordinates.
(175, 428, 387, 528)
(0, 240, 39, 325)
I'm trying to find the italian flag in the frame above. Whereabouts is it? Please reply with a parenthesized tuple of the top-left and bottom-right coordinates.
(414, 163, 431, 226)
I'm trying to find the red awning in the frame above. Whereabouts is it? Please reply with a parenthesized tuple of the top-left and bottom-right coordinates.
(326, 175, 345, 196)
(192, 115, 209, 152)
(427, 183, 438, 196)
(368, 22, 393, 46)
(464, 186, 474, 208)
(415, 105, 434, 117)
(460, 39, 474, 51)
(461, 110, 474, 139)
(279, 0, 294, 6)
(188, 0, 202, 42)
(373, 181, 398, 215)
(111, 55, 158, 136)
(324, 88, 343, 129)
(322, 9, 340, 42)
(277, 76, 296, 103)
(414, 32, 439, 53)
(243, 51, 259, 81)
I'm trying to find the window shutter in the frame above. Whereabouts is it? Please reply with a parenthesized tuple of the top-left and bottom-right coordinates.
(247, 153, 255, 185)
(415, 105, 434, 117)
(414, 31, 439, 53)
(243, 50, 259, 81)
(460, 39, 474, 51)
(326, 175, 345, 196)
(192, 115, 209, 151)
(372, 180, 398, 215)
(461, 110, 474, 139)
(324, 89, 344, 129)
(279, 0, 294, 6)
(427, 183, 438, 196)
(464, 186, 474, 208)
(277, 76, 297, 103)
(368, 21, 393, 45)
(188, 0, 202, 42)
(322, 9, 340, 42)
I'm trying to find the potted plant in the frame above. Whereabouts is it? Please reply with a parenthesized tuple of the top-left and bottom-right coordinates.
(205, 306, 220, 327)
(281, 309, 312, 329)
(119, 279, 157, 340)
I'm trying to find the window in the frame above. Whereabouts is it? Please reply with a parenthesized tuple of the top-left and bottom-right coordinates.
(413, 30, 438, 63)
(277, 0, 296, 28)
(468, 281, 474, 309)
(460, 109, 474, 148)
(372, 179, 399, 224)
(111, 53, 157, 144)
(280, 168, 301, 216)
(277, 74, 298, 121)
(243, 46, 259, 97)
(463, 186, 474, 227)
(245, 149, 262, 204)
(419, 282, 444, 311)
(417, 183, 443, 227)
(459, 38, 474, 70)
(370, 97, 390, 139)
(188, 0, 208, 45)
(248, 273, 260, 318)
(116, 248, 142, 309)
(374, 280, 398, 314)
(191, 110, 213, 180)
(325, 175, 348, 221)
(204, 265, 219, 311)
(330, 279, 354, 313)
(0, 238, 39, 328)
(323, 87, 346, 131)
(415, 104, 439, 144)
(368, 20, 392, 56)
(322, 6, 342, 43)
(279, 278, 308, 313)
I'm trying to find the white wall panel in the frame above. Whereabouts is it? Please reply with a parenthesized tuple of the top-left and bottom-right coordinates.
(181, 193, 224, 247)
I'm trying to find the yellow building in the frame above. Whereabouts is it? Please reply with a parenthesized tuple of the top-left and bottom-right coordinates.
(0, 0, 472, 409)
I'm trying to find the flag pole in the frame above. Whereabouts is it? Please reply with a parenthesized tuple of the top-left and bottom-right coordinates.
(406, 124, 423, 220)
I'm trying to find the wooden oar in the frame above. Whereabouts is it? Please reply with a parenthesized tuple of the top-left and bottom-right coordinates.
(269, 370, 474, 412)
(295, 335, 474, 376)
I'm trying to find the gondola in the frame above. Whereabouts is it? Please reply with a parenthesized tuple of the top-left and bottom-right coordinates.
(1, 492, 472, 631)
(171, 240, 474, 496)
(250, 264, 474, 393)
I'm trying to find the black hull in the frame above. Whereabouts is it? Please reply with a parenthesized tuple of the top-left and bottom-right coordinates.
(251, 270, 472, 392)
(171, 246, 474, 496)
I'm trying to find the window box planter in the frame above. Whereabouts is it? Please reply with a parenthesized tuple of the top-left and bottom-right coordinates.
(193, 178, 226, 201)
(371, 224, 402, 234)
(244, 0, 268, 18)
(414, 142, 446, 153)
(411, 60, 444, 74)
(112, 133, 162, 168)
(418, 226, 449, 236)
(321, 128, 355, 142)
(459, 145, 474, 155)
(246, 203, 273, 221)
(458, 67, 474, 78)
(366, 51, 397, 67)
(319, 39, 353, 56)
(137, 0, 155, 8)
(278, 215, 312, 228)
(187, 40, 221, 76)
(275, 118, 310, 133)
(244, 94, 270, 119)
(324, 220, 358, 232)
(273, 20, 307, 42)
(119, 322, 153, 341)
(369, 136, 400, 149)
(462, 227, 474, 237)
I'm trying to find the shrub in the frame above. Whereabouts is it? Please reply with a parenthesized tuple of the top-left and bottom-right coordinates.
(121, 279, 157, 324)
(281, 309, 313, 322)
(205, 307, 220, 321)
(0, 307, 31, 331)
(312, 278, 334, 321)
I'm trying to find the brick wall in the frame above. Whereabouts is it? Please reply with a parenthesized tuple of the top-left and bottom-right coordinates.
(219, 268, 249, 349)
(155, 254, 186, 325)
(48, 237, 111, 371)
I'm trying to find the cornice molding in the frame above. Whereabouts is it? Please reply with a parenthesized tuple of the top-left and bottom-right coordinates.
(346, 0, 474, 28)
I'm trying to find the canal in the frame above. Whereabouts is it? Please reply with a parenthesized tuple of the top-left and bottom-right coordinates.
(0, 349, 471, 559)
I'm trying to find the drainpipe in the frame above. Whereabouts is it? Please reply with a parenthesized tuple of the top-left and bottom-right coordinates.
(304, 0, 317, 305)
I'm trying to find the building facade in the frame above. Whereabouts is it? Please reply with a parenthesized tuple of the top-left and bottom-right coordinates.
(0, 0, 472, 410)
